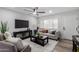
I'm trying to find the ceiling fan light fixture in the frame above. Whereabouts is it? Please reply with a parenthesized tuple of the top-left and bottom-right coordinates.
(33, 12, 36, 15)
(33, 9, 37, 15)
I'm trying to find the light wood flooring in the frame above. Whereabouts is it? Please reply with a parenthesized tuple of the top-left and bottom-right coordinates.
(53, 39, 73, 52)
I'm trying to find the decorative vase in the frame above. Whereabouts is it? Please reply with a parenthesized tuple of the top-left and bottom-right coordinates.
(0, 33, 5, 40)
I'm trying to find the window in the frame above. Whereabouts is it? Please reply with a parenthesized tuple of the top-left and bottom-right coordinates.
(39, 18, 58, 29)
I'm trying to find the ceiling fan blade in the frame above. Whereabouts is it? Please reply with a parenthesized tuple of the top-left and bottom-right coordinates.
(24, 9, 33, 12)
(25, 12, 33, 14)
(37, 11, 45, 13)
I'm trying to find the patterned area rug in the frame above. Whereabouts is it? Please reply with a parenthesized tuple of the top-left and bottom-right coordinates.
(22, 38, 58, 52)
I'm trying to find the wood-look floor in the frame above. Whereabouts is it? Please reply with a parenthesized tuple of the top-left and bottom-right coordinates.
(53, 39, 73, 52)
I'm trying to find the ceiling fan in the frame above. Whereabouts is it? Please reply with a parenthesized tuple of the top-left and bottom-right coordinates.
(33, 7, 45, 15)
(24, 7, 46, 16)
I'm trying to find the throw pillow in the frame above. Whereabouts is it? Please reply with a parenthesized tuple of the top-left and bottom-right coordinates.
(51, 31, 56, 34)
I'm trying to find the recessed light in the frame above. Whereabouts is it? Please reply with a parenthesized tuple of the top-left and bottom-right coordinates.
(49, 10, 52, 13)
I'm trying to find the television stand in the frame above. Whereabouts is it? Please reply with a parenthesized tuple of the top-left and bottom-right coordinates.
(13, 30, 32, 40)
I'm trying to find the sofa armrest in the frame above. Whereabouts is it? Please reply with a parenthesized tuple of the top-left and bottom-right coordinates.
(0, 41, 17, 52)
(55, 31, 61, 37)
(0, 41, 15, 46)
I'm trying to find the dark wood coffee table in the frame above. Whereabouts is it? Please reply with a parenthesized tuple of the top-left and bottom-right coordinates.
(30, 35, 48, 46)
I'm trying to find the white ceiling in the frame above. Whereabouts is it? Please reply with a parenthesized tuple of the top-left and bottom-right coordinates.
(3, 7, 79, 17)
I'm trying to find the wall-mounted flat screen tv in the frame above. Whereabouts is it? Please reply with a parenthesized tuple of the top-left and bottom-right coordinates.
(15, 19, 29, 28)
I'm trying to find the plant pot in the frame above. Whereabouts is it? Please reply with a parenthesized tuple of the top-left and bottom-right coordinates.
(0, 33, 5, 40)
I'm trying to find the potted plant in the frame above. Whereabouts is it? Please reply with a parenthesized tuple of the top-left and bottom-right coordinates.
(0, 21, 8, 40)
(36, 32, 42, 38)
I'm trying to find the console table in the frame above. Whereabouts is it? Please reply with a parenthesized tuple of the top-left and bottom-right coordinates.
(13, 30, 32, 39)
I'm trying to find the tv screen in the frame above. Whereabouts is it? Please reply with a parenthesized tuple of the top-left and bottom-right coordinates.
(15, 19, 29, 28)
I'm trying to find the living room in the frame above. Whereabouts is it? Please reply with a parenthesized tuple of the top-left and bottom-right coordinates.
(0, 7, 79, 52)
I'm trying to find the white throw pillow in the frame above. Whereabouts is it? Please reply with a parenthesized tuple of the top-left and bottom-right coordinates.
(4, 32, 12, 39)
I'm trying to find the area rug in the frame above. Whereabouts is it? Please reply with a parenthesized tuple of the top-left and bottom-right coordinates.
(22, 38, 58, 52)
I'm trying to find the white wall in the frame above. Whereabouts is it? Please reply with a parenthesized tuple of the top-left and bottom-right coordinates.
(58, 13, 78, 40)
(38, 9, 79, 40)
(0, 8, 37, 35)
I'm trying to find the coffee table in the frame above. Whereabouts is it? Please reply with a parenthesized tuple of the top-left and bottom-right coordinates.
(30, 35, 48, 46)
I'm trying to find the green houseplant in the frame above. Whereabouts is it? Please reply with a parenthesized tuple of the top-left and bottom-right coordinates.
(36, 32, 42, 38)
(0, 21, 8, 40)
(0, 21, 8, 33)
